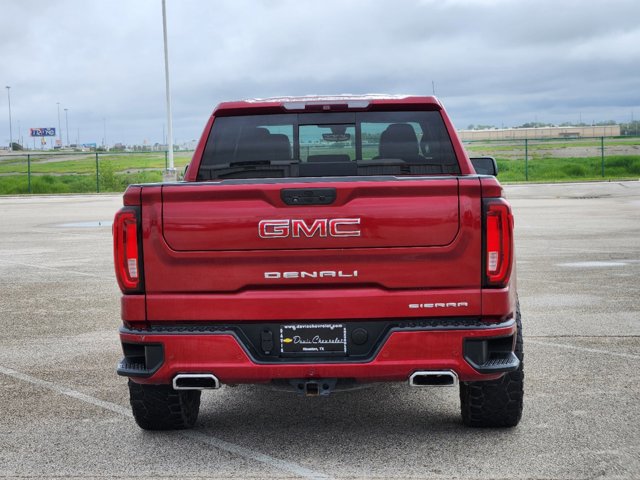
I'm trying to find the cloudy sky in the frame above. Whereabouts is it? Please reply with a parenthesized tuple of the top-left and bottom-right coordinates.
(1, 0, 639, 147)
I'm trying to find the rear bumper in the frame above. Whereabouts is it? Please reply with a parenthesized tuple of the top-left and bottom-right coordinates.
(118, 318, 518, 385)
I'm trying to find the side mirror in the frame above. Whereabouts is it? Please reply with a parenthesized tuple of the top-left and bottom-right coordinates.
(470, 157, 498, 176)
(181, 163, 190, 180)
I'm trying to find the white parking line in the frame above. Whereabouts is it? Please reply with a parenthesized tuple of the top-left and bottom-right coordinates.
(0, 365, 334, 480)
(557, 261, 628, 268)
(185, 431, 334, 480)
(0, 365, 132, 416)
(527, 340, 640, 360)
(0, 259, 107, 279)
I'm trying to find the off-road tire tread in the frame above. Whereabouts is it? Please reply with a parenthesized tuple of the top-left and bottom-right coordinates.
(460, 303, 524, 428)
(128, 380, 201, 430)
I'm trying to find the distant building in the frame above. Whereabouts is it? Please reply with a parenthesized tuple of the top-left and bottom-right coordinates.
(459, 125, 621, 141)
(180, 139, 198, 150)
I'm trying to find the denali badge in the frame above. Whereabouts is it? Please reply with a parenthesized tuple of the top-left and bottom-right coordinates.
(259, 218, 361, 238)
(265, 270, 358, 279)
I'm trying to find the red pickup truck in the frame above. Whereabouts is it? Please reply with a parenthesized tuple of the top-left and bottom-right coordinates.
(113, 95, 523, 430)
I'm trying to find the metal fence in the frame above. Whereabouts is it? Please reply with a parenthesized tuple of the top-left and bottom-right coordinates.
(0, 150, 192, 194)
(1, 136, 639, 194)
(463, 136, 640, 182)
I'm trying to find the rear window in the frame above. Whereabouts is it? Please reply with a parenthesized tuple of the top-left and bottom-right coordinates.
(197, 111, 459, 180)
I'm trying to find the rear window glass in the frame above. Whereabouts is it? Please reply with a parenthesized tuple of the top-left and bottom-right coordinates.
(198, 111, 459, 180)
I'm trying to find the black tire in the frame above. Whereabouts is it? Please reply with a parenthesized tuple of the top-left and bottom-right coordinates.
(460, 303, 524, 428)
(128, 380, 201, 430)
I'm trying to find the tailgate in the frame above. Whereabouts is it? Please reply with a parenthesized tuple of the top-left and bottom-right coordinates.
(142, 177, 483, 320)
(162, 180, 460, 251)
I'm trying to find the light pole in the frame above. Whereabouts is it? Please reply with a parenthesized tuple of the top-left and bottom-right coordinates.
(56, 102, 62, 147)
(5, 86, 12, 151)
(64, 108, 69, 146)
(162, 0, 176, 180)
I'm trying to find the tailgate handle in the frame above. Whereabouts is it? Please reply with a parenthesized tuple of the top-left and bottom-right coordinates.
(281, 188, 337, 206)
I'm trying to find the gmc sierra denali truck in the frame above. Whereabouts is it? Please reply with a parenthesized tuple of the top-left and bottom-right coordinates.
(113, 95, 523, 430)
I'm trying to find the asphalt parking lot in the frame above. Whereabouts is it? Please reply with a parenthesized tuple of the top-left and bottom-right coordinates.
(0, 181, 638, 479)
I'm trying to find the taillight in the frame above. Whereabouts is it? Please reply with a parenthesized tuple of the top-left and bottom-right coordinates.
(113, 208, 143, 293)
(484, 199, 513, 287)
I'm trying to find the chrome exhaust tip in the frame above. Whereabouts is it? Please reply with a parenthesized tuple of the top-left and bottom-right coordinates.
(173, 373, 220, 390)
(409, 370, 458, 387)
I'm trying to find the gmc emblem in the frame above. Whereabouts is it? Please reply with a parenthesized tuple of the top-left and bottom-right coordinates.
(258, 218, 361, 238)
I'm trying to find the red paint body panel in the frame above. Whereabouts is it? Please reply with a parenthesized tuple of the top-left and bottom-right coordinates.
(115, 95, 519, 388)
(145, 289, 481, 322)
(121, 295, 145, 322)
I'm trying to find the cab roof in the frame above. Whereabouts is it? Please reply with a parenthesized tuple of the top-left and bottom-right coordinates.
(213, 95, 443, 115)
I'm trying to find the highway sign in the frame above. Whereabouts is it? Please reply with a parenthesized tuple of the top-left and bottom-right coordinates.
(30, 128, 56, 137)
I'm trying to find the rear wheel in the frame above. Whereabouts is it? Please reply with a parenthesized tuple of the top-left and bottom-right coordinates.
(128, 380, 201, 430)
(460, 304, 524, 427)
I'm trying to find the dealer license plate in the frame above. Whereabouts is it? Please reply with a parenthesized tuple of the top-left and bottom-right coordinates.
(280, 324, 347, 356)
